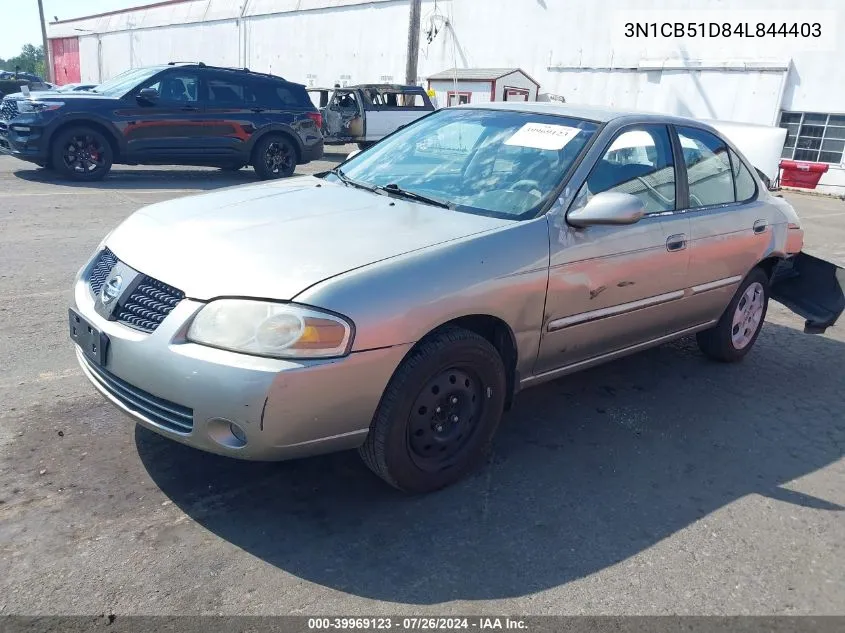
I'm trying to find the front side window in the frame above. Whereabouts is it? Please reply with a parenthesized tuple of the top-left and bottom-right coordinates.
(94, 66, 164, 98)
(575, 125, 676, 214)
(334, 108, 598, 218)
(145, 73, 199, 102)
(677, 126, 734, 208)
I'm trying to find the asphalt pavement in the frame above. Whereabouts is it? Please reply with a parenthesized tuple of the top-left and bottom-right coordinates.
(0, 154, 843, 616)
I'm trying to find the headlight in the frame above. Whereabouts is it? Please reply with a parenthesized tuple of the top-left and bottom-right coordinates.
(187, 299, 354, 359)
(17, 100, 64, 113)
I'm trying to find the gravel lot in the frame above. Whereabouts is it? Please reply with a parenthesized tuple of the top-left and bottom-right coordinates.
(1, 153, 843, 616)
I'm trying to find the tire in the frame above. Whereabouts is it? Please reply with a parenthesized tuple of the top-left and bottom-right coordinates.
(52, 126, 113, 181)
(252, 135, 297, 180)
(359, 327, 507, 494)
(696, 267, 770, 363)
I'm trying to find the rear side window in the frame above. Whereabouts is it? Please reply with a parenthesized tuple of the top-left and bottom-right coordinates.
(729, 148, 758, 201)
(368, 88, 430, 109)
(677, 126, 734, 208)
(207, 75, 247, 105)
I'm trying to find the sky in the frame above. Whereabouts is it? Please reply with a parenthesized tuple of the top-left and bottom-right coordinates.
(1, 0, 143, 59)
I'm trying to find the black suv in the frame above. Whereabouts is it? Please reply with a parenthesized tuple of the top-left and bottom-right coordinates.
(0, 63, 324, 181)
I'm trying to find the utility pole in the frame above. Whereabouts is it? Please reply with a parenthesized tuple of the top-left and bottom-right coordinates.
(37, 0, 53, 82)
(404, 0, 422, 85)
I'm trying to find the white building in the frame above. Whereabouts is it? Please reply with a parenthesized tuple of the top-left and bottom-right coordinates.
(47, 0, 845, 193)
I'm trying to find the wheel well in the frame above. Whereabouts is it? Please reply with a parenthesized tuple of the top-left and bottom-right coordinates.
(251, 131, 301, 165)
(756, 256, 783, 283)
(49, 120, 120, 161)
(424, 315, 519, 410)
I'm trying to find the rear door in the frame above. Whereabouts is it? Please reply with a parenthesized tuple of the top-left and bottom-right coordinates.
(202, 70, 258, 158)
(364, 87, 434, 141)
(676, 125, 787, 325)
(121, 69, 206, 159)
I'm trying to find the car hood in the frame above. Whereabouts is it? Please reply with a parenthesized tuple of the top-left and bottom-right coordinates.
(106, 175, 513, 301)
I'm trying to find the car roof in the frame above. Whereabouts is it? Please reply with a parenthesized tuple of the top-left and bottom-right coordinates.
(455, 101, 717, 126)
(308, 84, 424, 91)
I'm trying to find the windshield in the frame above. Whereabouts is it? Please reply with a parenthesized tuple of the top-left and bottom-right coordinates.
(334, 107, 599, 218)
(93, 67, 163, 97)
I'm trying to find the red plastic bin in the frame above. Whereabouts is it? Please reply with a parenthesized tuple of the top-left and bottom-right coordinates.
(779, 159, 829, 189)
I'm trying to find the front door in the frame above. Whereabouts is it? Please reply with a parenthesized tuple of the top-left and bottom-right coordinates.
(121, 69, 206, 160)
(536, 124, 692, 374)
(323, 89, 364, 142)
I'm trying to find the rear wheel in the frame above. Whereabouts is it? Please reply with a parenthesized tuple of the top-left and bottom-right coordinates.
(359, 327, 507, 493)
(696, 267, 770, 362)
(252, 135, 297, 180)
(52, 126, 113, 181)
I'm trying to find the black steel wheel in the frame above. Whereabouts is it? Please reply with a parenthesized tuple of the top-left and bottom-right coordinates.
(52, 126, 113, 181)
(407, 367, 484, 472)
(252, 135, 297, 180)
(359, 326, 507, 493)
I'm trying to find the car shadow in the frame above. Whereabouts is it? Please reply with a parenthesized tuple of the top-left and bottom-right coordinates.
(322, 150, 355, 161)
(136, 322, 844, 604)
(11, 165, 270, 191)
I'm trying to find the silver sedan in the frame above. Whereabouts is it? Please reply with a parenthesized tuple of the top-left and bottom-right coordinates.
(69, 102, 844, 493)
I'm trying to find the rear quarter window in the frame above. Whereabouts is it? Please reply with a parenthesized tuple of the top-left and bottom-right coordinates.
(249, 80, 313, 109)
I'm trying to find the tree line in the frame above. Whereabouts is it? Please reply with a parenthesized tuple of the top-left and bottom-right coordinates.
(0, 44, 46, 78)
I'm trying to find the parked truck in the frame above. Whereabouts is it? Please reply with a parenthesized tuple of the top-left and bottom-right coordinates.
(307, 83, 435, 149)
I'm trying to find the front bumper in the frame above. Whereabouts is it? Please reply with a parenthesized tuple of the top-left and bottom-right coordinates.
(0, 117, 48, 163)
(71, 261, 411, 461)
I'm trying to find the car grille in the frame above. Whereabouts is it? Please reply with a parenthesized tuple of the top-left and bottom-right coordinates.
(114, 277, 185, 333)
(0, 98, 18, 121)
(88, 248, 185, 333)
(81, 354, 194, 434)
(89, 248, 118, 295)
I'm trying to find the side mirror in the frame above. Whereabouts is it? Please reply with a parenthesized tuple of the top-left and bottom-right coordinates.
(136, 87, 159, 104)
(567, 192, 646, 228)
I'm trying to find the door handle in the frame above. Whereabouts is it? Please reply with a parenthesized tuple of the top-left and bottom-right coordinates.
(666, 233, 687, 252)
(753, 219, 768, 234)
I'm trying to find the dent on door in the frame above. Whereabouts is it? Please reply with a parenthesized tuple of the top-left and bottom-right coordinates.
(770, 252, 845, 334)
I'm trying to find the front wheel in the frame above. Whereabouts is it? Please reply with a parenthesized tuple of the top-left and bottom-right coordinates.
(359, 327, 507, 494)
(252, 135, 297, 180)
(696, 267, 770, 362)
(52, 126, 113, 181)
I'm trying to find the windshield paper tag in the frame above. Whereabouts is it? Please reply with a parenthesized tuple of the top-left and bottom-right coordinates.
(505, 123, 581, 150)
